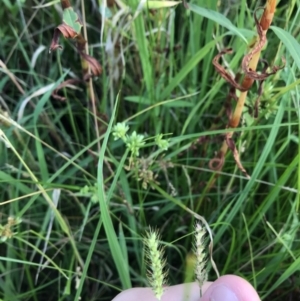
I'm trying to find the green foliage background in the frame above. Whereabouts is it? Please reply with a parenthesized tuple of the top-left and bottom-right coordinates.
(0, 0, 299, 300)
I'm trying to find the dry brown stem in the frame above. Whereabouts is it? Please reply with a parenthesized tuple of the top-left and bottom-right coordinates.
(210, 0, 280, 178)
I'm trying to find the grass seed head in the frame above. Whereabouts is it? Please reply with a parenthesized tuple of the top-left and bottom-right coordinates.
(144, 228, 168, 300)
(194, 222, 208, 297)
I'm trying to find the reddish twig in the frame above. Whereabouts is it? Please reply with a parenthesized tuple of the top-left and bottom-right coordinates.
(242, 7, 285, 81)
(213, 49, 249, 92)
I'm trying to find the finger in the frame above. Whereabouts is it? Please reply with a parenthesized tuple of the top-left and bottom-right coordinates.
(111, 275, 261, 301)
(201, 275, 261, 301)
(111, 282, 213, 301)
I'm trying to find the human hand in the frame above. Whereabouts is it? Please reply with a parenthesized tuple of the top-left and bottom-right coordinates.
(111, 275, 261, 301)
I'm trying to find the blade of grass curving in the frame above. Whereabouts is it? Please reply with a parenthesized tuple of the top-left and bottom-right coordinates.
(74, 214, 103, 301)
(97, 93, 131, 288)
(266, 221, 296, 260)
(118, 223, 129, 269)
(9, 26, 41, 85)
(74, 99, 131, 301)
(220, 224, 236, 275)
(0, 130, 68, 233)
(237, 0, 247, 28)
(119, 169, 141, 267)
(0, 255, 70, 271)
(30, 73, 84, 267)
(126, 91, 200, 121)
(32, 73, 68, 181)
(125, 96, 194, 107)
(15, 236, 68, 279)
(187, 3, 248, 43)
(78, 200, 92, 242)
(160, 38, 221, 100)
(271, 26, 300, 70)
(251, 178, 299, 288)
(107, 150, 129, 201)
(74, 93, 131, 300)
(247, 154, 298, 236)
(35, 189, 60, 284)
(62, 255, 75, 296)
(0, 124, 83, 271)
(128, 0, 154, 101)
(0, 171, 33, 198)
(0, 112, 95, 186)
(262, 255, 300, 299)
(242, 213, 256, 289)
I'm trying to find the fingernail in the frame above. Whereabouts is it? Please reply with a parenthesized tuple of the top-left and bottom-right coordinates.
(209, 285, 239, 301)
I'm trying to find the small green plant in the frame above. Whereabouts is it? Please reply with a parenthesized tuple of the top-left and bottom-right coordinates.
(112, 122, 130, 142)
(0, 216, 22, 242)
(112, 122, 170, 188)
(112, 122, 170, 155)
(79, 184, 99, 204)
(125, 131, 146, 157)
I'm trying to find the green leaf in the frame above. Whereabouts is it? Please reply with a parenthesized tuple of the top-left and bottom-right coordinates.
(144, 1, 180, 9)
(63, 7, 82, 34)
(99, 5, 113, 18)
(125, 96, 193, 107)
(187, 3, 248, 43)
(271, 26, 300, 70)
(160, 38, 219, 100)
(132, 9, 154, 100)
(263, 254, 300, 298)
(97, 94, 132, 289)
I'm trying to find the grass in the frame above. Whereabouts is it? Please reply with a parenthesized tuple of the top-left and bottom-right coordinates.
(0, 0, 300, 300)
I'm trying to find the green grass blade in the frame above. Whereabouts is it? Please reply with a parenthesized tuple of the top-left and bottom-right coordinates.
(262, 255, 300, 298)
(271, 26, 300, 70)
(215, 96, 287, 243)
(160, 38, 220, 99)
(187, 3, 248, 42)
(129, 2, 154, 100)
(97, 93, 131, 289)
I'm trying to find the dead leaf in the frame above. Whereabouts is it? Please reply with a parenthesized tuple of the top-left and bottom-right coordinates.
(50, 23, 78, 52)
(52, 78, 83, 101)
(225, 135, 250, 178)
(212, 49, 248, 92)
(79, 52, 102, 77)
(209, 151, 225, 171)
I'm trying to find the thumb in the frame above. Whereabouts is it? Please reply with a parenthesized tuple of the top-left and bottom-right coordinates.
(201, 275, 261, 301)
